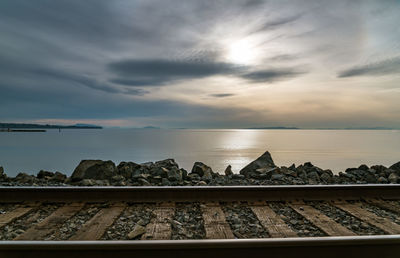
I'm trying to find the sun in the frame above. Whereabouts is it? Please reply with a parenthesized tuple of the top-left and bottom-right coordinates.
(226, 39, 257, 65)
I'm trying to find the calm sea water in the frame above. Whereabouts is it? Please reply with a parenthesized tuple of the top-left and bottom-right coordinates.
(0, 129, 399, 177)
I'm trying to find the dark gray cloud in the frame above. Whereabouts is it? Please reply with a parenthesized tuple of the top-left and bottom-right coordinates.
(240, 68, 305, 83)
(108, 59, 243, 86)
(108, 59, 304, 86)
(338, 57, 400, 77)
(209, 93, 235, 98)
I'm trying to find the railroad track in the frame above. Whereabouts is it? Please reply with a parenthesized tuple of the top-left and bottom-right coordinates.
(0, 185, 400, 258)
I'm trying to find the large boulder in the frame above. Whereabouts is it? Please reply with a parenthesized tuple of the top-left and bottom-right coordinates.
(37, 170, 54, 179)
(117, 162, 141, 178)
(155, 159, 179, 170)
(167, 167, 183, 181)
(388, 173, 399, 184)
(15, 172, 36, 184)
(239, 151, 276, 177)
(389, 161, 400, 172)
(191, 162, 213, 178)
(71, 160, 117, 181)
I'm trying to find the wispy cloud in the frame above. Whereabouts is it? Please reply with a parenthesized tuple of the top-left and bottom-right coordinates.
(338, 57, 400, 78)
(209, 93, 235, 98)
(240, 68, 305, 83)
(108, 59, 242, 86)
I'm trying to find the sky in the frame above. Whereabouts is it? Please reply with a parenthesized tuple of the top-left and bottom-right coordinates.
(0, 0, 399, 128)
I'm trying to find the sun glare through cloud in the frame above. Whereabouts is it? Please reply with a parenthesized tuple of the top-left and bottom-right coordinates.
(226, 39, 258, 65)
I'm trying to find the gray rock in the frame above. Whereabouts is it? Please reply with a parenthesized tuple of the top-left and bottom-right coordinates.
(128, 225, 146, 239)
(150, 167, 169, 178)
(281, 167, 297, 177)
(377, 176, 388, 184)
(50, 172, 67, 182)
(358, 164, 369, 171)
(0, 166, 6, 180)
(320, 172, 332, 183)
(155, 159, 179, 170)
(37, 170, 54, 179)
(224, 165, 233, 176)
(111, 175, 125, 182)
(15, 173, 35, 184)
(80, 179, 96, 186)
(167, 167, 182, 181)
(117, 162, 141, 178)
(388, 173, 399, 184)
(240, 151, 276, 177)
(187, 173, 201, 181)
(71, 160, 117, 181)
(162, 178, 171, 186)
(307, 171, 320, 181)
(271, 174, 284, 181)
(232, 174, 245, 180)
(389, 161, 400, 172)
(138, 178, 151, 186)
(191, 162, 213, 178)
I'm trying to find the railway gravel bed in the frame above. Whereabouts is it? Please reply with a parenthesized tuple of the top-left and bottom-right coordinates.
(0, 203, 60, 240)
(269, 202, 326, 237)
(102, 203, 154, 240)
(46, 203, 103, 240)
(309, 201, 386, 235)
(353, 201, 400, 225)
(222, 202, 270, 238)
(171, 203, 205, 240)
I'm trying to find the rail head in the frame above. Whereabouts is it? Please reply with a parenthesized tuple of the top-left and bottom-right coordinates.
(1, 236, 400, 258)
(0, 184, 399, 202)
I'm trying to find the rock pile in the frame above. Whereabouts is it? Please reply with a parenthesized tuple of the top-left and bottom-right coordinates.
(0, 151, 399, 186)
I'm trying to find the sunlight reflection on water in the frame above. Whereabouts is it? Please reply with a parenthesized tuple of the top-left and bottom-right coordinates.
(0, 129, 399, 176)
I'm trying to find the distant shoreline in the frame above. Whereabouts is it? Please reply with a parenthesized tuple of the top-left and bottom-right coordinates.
(0, 123, 102, 129)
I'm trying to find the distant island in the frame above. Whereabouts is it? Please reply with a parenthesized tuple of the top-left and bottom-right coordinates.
(0, 123, 102, 129)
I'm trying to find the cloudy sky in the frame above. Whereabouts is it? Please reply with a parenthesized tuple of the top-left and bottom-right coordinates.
(0, 0, 399, 128)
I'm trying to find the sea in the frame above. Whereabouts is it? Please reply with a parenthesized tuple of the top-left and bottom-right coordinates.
(0, 129, 399, 177)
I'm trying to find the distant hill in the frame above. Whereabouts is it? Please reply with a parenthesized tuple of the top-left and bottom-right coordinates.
(0, 123, 102, 129)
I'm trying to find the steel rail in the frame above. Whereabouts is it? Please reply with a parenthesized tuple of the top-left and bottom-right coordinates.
(0, 184, 399, 202)
(1, 236, 400, 258)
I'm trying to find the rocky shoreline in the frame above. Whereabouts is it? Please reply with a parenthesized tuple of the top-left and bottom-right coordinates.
(1, 151, 399, 186)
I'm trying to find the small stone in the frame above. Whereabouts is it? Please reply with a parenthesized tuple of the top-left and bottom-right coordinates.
(232, 174, 245, 179)
(197, 181, 207, 186)
(161, 178, 171, 186)
(138, 178, 151, 186)
(388, 173, 399, 184)
(224, 165, 233, 176)
(80, 179, 95, 186)
(128, 224, 146, 239)
(377, 177, 388, 184)
(271, 174, 284, 181)
(360, 222, 369, 229)
(137, 219, 147, 226)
